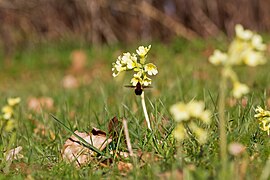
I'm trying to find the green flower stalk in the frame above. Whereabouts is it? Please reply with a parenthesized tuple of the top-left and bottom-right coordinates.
(112, 45, 158, 130)
(208, 24, 267, 176)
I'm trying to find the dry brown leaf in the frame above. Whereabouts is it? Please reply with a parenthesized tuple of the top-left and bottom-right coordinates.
(62, 128, 112, 167)
(159, 169, 183, 180)
(228, 142, 246, 156)
(4, 146, 24, 161)
(267, 98, 270, 108)
(192, 70, 209, 80)
(138, 150, 161, 163)
(62, 75, 79, 89)
(227, 97, 248, 107)
(117, 161, 133, 173)
(70, 50, 87, 73)
(27, 97, 54, 113)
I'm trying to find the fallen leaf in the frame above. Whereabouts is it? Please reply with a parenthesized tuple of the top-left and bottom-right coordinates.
(228, 142, 246, 156)
(267, 98, 270, 108)
(117, 161, 133, 172)
(62, 75, 79, 89)
(70, 50, 87, 73)
(27, 97, 54, 113)
(137, 150, 161, 163)
(227, 97, 248, 107)
(193, 70, 209, 80)
(62, 128, 112, 167)
(159, 169, 183, 180)
(4, 146, 24, 161)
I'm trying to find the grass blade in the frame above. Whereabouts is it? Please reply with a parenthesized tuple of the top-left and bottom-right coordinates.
(50, 114, 104, 156)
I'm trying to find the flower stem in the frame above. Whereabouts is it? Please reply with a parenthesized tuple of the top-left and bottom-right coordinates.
(141, 91, 152, 131)
(219, 68, 228, 178)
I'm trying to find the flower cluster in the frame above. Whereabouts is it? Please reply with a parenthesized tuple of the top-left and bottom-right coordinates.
(170, 101, 212, 144)
(1, 97, 21, 132)
(209, 24, 267, 98)
(254, 106, 270, 135)
(112, 45, 158, 86)
(209, 24, 266, 66)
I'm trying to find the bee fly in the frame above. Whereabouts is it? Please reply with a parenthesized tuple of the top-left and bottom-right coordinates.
(125, 82, 152, 95)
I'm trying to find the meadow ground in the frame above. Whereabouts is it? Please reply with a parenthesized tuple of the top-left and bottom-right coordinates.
(0, 37, 270, 179)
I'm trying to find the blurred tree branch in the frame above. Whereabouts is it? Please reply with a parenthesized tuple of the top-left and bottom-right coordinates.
(0, 0, 269, 63)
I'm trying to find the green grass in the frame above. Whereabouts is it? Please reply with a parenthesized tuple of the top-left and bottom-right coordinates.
(0, 38, 270, 179)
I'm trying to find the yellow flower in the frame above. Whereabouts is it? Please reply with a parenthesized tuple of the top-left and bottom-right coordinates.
(142, 76, 152, 86)
(254, 106, 270, 135)
(2, 105, 13, 120)
(235, 24, 253, 41)
(251, 34, 266, 51)
(243, 51, 266, 67)
(126, 56, 138, 69)
(170, 100, 212, 144)
(121, 52, 132, 64)
(260, 120, 270, 135)
(255, 106, 270, 119)
(232, 82, 249, 98)
(209, 50, 228, 65)
(144, 63, 158, 75)
(189, 122, 208, 144)
(5, 119, 16, 132)
(130, 73, 143, 86)
(8, 97, 21, 106)
(200, 110, 212, 125)
(112, 60, 126, 77)
(112, 45, 157, 90)
(173, 124, 186, 141)
(136, 45, 151, 58)
(170, 102, 190, 122)
(186, 101, 205, 118)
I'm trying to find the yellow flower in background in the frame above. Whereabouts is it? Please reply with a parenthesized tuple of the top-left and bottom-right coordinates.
(232, 82, 249, 99)
(200, 110, 212, 125)
(254, 106, 270, 135)
(5, 119, 16, 132)
(173, 124, 186, 141)
(8, 97, 21, 107)
(112, 45, 158, 88)
(2, 105, 14, 120)
(235, 24, 253, 41)
(170, 100, 212, 144)
(209, 50, 228, 65)
(255, 106, 270, 118)
(252, 34, 267, 51)
(189, 122, 208, 144)
(186, 101, 205, 118)
(209, 24, 267, 99)
(243, 50, 266, 67)
(1, 97, 21, 132)
(170, 102, 190, 122)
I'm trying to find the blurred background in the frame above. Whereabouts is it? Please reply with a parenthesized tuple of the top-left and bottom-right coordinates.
(0, 0, 270, 63)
